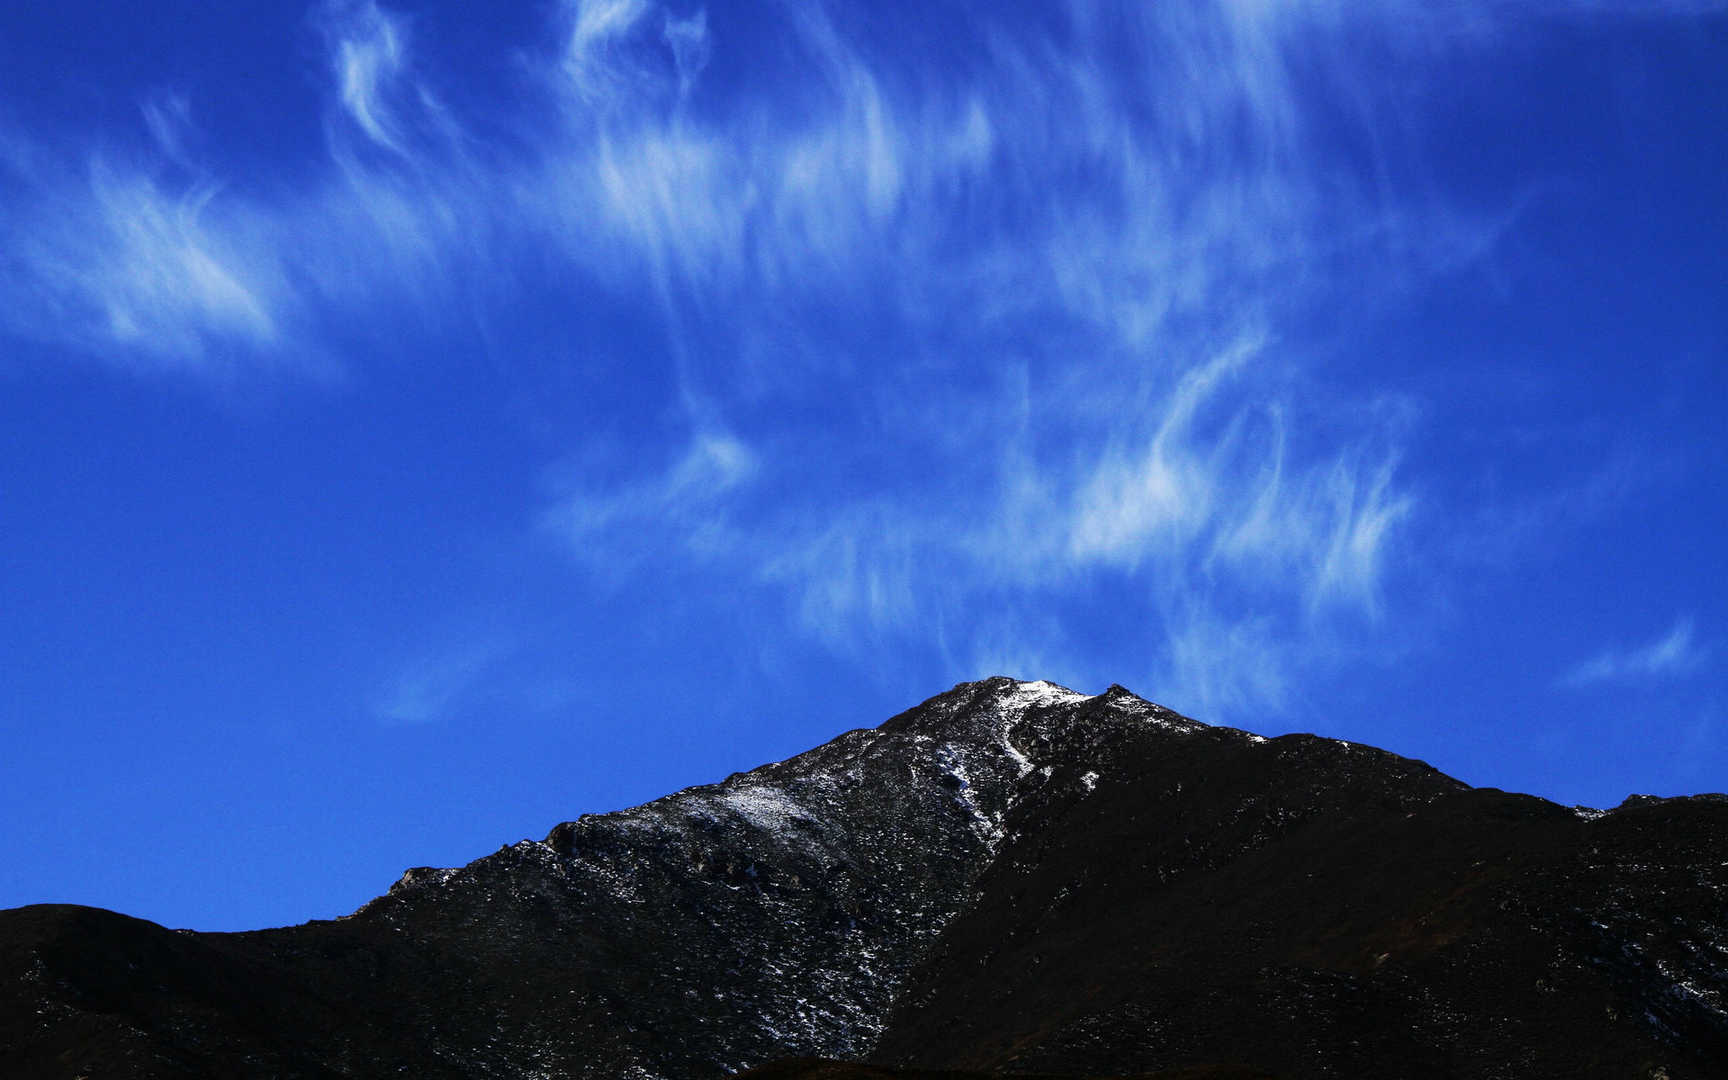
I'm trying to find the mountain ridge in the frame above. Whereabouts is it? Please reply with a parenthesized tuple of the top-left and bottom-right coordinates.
(4, 677, 1725, 1078)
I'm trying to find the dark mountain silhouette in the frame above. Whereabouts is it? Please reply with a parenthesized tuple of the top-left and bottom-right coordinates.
(3, 678, 1725, 1078)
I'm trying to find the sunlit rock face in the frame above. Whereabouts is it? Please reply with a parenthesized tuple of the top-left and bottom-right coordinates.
(4, 678, 1727, 1079)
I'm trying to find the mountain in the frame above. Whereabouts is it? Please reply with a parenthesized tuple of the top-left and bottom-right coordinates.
(3, 678, 1726, 1078)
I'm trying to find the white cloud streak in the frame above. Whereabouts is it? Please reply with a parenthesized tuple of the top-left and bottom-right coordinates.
(325, 0, 412, 154)
(562, 0, 656, 107)
(1561, 618, 1710, 689)
(0, 147, 286, 369)
(548, 430, 759, 572)
(0, 0, 1715, 368)
(374, 637, 509, 726)
(0, 0, 1718, 715)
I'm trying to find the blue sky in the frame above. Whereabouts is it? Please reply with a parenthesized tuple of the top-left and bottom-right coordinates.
(1, 0, 1723, 931)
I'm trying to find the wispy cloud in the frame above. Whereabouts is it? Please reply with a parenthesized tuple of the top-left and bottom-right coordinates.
(322, 0, 413, 155)
(373, 638, 508, 726)
(1561, 618, 1710, 689)
(0, 142, 287, 369)
(1, 0, 1716, 371)
(0, 0, 1719, 716)
(546, 429, 760, 573)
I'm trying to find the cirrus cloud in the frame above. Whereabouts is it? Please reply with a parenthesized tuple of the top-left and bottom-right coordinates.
(1, 0, 1720, 718)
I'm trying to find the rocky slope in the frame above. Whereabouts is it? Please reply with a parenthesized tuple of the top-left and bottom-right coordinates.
(3, 678, 1725, 1078)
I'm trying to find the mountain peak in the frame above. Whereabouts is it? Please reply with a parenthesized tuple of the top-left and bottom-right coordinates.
(877, 676, 1187, 741)
(7, 680, 1726, 1079)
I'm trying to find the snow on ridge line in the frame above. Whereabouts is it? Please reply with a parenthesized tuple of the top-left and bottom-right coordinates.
(978, 681, 1082, 780)
(992, 678, 1093, 710)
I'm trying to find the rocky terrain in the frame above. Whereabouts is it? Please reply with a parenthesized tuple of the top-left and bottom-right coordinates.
(3, 678, 1725, 1078)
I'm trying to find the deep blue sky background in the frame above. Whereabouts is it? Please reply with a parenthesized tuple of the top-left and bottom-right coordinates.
(2, 0, 1724, 931)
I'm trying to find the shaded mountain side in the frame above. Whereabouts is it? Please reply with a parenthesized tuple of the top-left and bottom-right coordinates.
(869, 723, 1728, 1079)
(0, 903, 453, 1079)
(2, 678, 1726, 1080)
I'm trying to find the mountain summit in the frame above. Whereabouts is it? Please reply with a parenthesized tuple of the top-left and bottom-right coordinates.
(4, 678, 1726, 1078)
